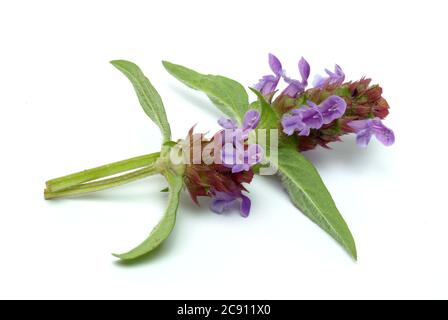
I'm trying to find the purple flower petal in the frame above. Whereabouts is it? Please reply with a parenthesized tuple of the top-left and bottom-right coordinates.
(333, 64, 345, 79)
(240, 195, 251, 217)
(348, 118, 395, 147)
(347, 119, 371, 131)
(356, 129, 373, 148)
(318, 95, 347, 124)
(281, 103, 323, 137)
(269, 53, 283, 76)
(222, 142, 237, 165)
(298, 126, 311, 137)
(210, 191, 252, 217)
(281, 80, 304, 98)
(313, 75, 326, 88)
(300, 104, 323, 131)
(246, 144, 264, 166)
(371, 119, 395, 146)
(254, 75, 280, 96)
(243, 109, 261, 131)
(218, 117, 238, 129)
(210, 192, 238, 214)
(298, 57, 310, 86)
(231, 164, 249, 173)
(219, 110, 264, 172)
(280, 57, 310, 98)
(281, 114, 301, 135)
(254, 54, 284, 96)
(314, 64, 345, 88)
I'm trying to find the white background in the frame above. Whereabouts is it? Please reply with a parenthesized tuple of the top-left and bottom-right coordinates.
(1, 0, 447, 299)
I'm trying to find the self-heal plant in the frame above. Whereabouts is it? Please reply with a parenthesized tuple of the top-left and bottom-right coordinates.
(163, 54, 396, 260)
(46, 54, 395, 262)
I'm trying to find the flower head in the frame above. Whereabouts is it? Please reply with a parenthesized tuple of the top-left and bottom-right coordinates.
(348, 118, 395, 147)
(183, 127, 255, 217)
(314, 64, 345, 88)
(254, 53, 283, 96)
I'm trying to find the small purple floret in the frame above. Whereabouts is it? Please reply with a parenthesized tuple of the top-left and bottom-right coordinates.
(254, 53, 283, 96)
(281, 96, 346, 136)
(210, 191, 251, 218)
(348, 118, 395, 147)
(218, 109, 263, 173)
(281, 57, 311, 98)
(314, 64, 345, 88)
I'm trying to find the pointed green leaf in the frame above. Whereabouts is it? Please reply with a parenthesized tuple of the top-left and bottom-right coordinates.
(111, 60, 171, 142)
(113, 170, 183, 260)
(249, 87, 279, 130)
(277, 146, 357, 259)
(162, 61, 248, 122)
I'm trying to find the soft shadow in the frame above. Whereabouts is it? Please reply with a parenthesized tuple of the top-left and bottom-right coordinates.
(114, 214, 182, 267)
(258, 172, 285, 189)
(168, 83, 222, 119)
(179, 192, 213, 217)
(302, 136, 379, 171)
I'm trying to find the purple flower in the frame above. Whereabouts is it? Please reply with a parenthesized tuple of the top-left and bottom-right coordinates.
(318, 95, 347, 124)
(281, 57, 311, 98)
(222, 143, 264, 173)
(314, 64, 345, 88)
(348, 118, 395, 147)
(217, 118, 238, 130)
(241, 109, 261, 132)
(210, 191, 251, 218)
(218, 109, 263, 172)
(281, 95, 345, 137)
(219, 109, 260, 141)
(254, 53, 283, 96)
(281, 103, 323, 136)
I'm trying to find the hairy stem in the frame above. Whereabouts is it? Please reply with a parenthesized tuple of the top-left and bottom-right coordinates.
(46, 153, 160, 192)
(44, 165, 159, 200)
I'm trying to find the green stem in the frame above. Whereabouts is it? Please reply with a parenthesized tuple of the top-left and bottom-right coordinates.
(46, 152, 160, 192)
(44, 165, 159, 200)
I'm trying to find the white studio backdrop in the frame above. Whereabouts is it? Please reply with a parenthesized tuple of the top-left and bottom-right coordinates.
(0, 0, 447, 299)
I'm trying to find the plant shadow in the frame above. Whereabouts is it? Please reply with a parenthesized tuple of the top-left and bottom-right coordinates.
(168, 83, 223, 119)
(302, 136, 381, 172)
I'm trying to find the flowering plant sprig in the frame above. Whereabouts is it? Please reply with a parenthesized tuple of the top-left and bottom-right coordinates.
(45, 54, 395, 261)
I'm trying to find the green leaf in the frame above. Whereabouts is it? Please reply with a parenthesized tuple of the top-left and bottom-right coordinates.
(113, 170, 183, 260)
(111, 60, 171, 142)
(249, 87, 279, 130)
(276, 146, 357, 260)
(162, 61, 249, 122)
(163, 141, 178, 148)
